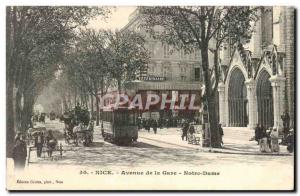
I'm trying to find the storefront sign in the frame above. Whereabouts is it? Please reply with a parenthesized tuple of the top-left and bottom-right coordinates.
(140, 75, 166, 81)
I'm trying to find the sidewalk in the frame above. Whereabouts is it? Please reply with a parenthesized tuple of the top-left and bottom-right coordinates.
(137, 127, 292, 156)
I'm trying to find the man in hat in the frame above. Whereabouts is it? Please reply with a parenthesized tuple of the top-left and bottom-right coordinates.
(254, 124, 261, 145)
(181, 121, 189, 141)
(286, 128, 294, 153)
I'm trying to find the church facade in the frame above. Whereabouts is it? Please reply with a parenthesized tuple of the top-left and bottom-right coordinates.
(218, 7, 295, 130)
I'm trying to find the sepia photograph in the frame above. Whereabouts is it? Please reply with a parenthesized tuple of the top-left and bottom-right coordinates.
(5, 3, 295, 191)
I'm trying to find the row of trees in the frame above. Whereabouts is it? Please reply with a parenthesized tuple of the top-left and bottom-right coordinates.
(6, 6, 110, 156)
(7, 6, 259, 153)
(56, 28, 149, 126)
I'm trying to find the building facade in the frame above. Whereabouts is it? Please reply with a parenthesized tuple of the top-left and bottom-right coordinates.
(218, 7, 295, 130)
(122, 9, 208, 120)
(121, 7, 294, 128)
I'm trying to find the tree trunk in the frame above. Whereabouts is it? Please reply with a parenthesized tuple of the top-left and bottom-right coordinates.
(94, 79, 101, 126)
(20, 93, 35, 132)
(15, 89, 22, 132)
(96, 96, 100, 126)
(6, 80, 15, 157)
(74, 91, 77, 106)
(62, 95, 68, 112)
(90, 93, 94, 117)
(6, 7, 15, 157)
(85, 94, 88, 109)
(201, 46, 221, 148)
(207, 95, 221, 148)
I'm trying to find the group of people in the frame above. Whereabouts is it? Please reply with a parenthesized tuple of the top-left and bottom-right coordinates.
(181, 122, 224, 146)
(139, 118, 158, 134)
(137, 117, 200, 131)
(254, 124, 294, 153)
(181, 121, 196, 141)
(34, 130, 57, 157)
(12, 130, 57, 170)
(254, 124, 279, 152)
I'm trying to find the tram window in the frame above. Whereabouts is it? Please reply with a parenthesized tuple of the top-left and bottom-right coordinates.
(113, 111, 135, 126)
(102, 111, 113, 123)
(194, 67, 200, 81)
(128, 114, 135, 125)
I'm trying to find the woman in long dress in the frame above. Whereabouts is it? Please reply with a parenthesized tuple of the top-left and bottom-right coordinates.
(260, 128, 270, 152)
(270, 128, 279, 152)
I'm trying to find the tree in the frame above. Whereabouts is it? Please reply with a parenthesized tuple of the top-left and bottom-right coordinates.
(62, 28, 113, 125)
(104, 30, 150, 92)
(61, 28, 149, 125)
(6, 6, 110, 157)
(140, 6, 258, 147)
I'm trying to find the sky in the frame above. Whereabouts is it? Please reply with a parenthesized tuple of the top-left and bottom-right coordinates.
(87, 7, 137, 31)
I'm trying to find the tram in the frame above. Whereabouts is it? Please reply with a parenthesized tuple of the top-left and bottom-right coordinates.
(101, 106, 138, 145)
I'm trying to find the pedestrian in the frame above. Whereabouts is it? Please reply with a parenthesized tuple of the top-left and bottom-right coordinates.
(259, 126, 270, 153)
(270, 128, 279, 152)
(281, 111, 290, 130)
(152, 120, 158, 134)
(281, 127, 289, 145)
(12, 134, 27, 170)
(46, 130, 57, 157)
(286, 128, 294, 153)
(254, 124, 261, 145)
(158, 118, 163, 129)
(145, 119, 150, 132)
(34, 131, 44, 157)
(189, 123, 195, 135)
(166, 119, 169, 128)
(218, 124, 224, 145)
(137, 117, 142, 130)
(181, 121, 188, 141)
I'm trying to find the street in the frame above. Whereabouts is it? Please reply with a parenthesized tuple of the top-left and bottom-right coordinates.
(33, 119, 294, 165)
(6, 119, 293, 190)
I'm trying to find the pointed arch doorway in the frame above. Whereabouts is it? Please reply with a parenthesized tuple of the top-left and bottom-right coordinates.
(256, 70, 274, 128)
(228, 68, 248, 127)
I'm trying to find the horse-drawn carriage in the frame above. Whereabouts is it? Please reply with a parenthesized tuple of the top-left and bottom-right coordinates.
(39, 113, 46, 123)
(62, 107, 94, 146)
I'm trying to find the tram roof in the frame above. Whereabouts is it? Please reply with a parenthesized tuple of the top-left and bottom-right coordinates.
(101, 105, 136, 112)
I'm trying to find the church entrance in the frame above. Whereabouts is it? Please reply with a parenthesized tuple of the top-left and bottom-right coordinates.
(256, 70, 274, 128)
(228, 68, 248, 127)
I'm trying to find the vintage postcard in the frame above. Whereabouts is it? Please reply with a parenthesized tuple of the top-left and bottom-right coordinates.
(6, 6, 295, 191)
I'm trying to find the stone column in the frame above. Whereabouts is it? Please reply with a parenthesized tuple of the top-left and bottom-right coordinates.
(245, 79, 257, 129)
(224, 89, 229, 127)
(218, 83, 226, 126)
(284, 7, 295, 128)
(270, 76, 286, 129)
